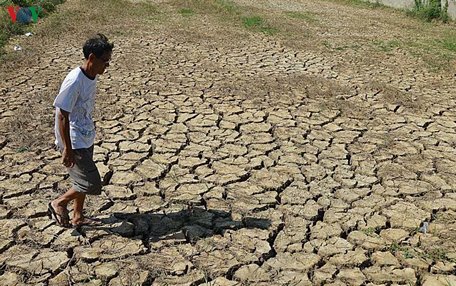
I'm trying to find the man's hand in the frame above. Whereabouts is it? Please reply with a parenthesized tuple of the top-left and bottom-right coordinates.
(62, 148, 75, 168)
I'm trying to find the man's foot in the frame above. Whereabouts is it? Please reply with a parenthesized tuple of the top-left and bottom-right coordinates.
(48, 202, 70, 228)
(72, 217, 102, 227)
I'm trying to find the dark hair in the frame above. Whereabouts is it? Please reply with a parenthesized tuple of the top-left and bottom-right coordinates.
(83, 33, 114, 59)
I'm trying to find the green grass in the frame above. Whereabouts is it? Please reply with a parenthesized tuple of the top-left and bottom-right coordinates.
(322, 40, 360, 51)
(243, 15, 262, 28)
(438, 33, 456, 52)
(388, 242, 456, 264)
(406, 0, 448, 22)
(171, 0, 277, 36)
(361, 227, 377, 235)
(398, 33, 456, 71)
(0, 0, 65, 53)
(242, 15, 277, 35)
(372, 40, 401, 52)
(214, 0, 239, 15)
(285, 11, 318, 23)
(0, 10, 25, 51)
(179, 8, 194, 17)
(331, 0, 382, 9)
(16, 146, 29, 153)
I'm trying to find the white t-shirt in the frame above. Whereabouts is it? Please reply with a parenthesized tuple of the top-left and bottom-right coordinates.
(53, 67, 97, 150)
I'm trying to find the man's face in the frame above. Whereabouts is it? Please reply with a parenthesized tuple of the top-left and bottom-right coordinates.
(93, 51, 112, 75)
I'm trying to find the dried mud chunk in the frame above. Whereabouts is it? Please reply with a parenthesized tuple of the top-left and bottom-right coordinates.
(362, 266, 416, 284)
(233, 264, 271, 282)
(110, 171, 142, 185)
(264, 252, 321, 272)
(76, 236, 146, 260)
(382, 202, 429, 229)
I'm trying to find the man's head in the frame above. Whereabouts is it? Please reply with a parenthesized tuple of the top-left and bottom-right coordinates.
(82, 33, 114, 75)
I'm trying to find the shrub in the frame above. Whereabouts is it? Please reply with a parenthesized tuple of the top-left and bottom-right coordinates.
(410, 0, 448, 22)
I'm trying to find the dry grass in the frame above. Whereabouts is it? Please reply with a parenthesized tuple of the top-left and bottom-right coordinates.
(2, 0, 456, 150)
(1, 0, 161, 149)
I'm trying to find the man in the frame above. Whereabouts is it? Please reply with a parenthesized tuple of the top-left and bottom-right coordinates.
(48, 34, 113, 227)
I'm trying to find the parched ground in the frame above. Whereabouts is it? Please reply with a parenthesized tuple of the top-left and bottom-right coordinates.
(0, 0, 456, 285)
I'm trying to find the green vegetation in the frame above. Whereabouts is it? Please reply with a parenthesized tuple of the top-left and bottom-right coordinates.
(34, 0, 158, 38)
(171, 0, 277, 36)
(322, 40, 361, 51)
(438, 32, 456, 52)
(331, 0, 382, 9)
(389, 242, 456, 263)
(335, 0, 448, 23)
(399, 34, 456, 71)
(285, 11, 318, 23)
(179, 8, 194, 17)
(242, 15, 277, 35)
(407, 0, 448, 22)
(214, 0, 239, 14)
(372, 40, 401, 52)
(16, 146, 29, 153)
(0, 0, 65, 53)
(361, 227, 377, 235)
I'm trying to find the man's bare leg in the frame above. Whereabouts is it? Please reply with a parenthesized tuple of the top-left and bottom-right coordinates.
(72, 192, 86, 225)
(51, 187, 81, 225)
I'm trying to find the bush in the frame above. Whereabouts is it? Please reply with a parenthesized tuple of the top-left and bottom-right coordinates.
(0, 0, 65, 52)
(410, 0, 448, 22)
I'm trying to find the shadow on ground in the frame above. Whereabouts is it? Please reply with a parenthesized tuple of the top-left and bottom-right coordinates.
(76, 207, 271, 244)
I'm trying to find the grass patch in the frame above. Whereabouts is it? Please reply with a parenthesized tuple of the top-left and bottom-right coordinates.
(330, 0, 382, 9)
(389, 242, 456, 264)
(171, 0, 278, 36)
(400, 35, 456, 71)
(35, 0, 159, 38)
(16, 146, 29, 153)
(322, 40, 360, 51)
(285, 11, 318, 23)
(243, 15, 263, 28)
(372, 40, 401, 52)
(0, 0, 65, 53)
(361, 227, 377, 235)
(213, 0, 239, 15)
(179, 7, 194, 17)
(242, 15, 277, 35)
(406, 0, 448, 22)
(438, 33, 456, 52)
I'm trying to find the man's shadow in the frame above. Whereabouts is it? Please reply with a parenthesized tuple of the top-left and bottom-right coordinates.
(77, 206, 271, 244)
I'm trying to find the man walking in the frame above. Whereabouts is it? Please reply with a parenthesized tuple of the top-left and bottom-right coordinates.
(48, 34, 113, 227)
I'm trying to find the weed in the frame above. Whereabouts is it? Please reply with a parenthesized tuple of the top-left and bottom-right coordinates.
(242, 15, 277, 35)
(407, 0, 448, 22)
(285, 11, 318, 23)
(243, 15, 262, 28)
(331, 0, 382, 9)
(403, 249, 415, 259)
(423, 248, 449, 261)
(373, 40, 401, 52)
(16, 146, 29, 152)
(361, 227, 376, 235)
(214, 0, 239, 15)
(322, 40, 360, 51)
(0, 0, 65, 52)
(179, 8, 194, 17)
(322, 40, 332, 49)
(389, 242, 402, 254)
(389, 242, 455, 264)
(438, 33, 456, 52)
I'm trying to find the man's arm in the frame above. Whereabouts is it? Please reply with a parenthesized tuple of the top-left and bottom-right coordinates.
(58, 109, 74, 168)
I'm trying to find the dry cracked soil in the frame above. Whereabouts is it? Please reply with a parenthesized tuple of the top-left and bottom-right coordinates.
(0, 0, 456, 285)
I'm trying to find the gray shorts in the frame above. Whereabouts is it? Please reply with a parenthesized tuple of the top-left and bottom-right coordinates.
(68, 145, 102, 195)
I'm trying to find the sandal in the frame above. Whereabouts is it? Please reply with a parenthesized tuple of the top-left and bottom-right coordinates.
(48, 202, 70, 228)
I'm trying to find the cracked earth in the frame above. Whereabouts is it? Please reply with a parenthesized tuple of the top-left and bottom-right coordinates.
(0, 0, 456, 285)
